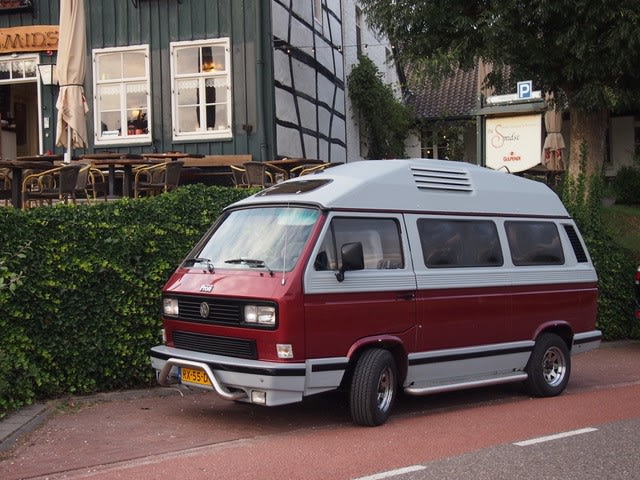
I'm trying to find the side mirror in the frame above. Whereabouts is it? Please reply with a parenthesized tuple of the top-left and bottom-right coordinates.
(336, 242, 364, 282)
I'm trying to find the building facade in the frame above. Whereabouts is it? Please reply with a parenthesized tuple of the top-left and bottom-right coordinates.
(0, 0, 398, 163)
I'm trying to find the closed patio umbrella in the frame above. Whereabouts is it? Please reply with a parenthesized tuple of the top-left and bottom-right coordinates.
(55, 0, 89, 163)
(541, 94, 565, 171)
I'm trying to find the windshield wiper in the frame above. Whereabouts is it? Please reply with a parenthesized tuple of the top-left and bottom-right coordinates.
(183, 257, 215, 273)
(224, 258, 274, 276)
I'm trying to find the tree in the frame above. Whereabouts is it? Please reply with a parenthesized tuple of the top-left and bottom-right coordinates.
(347, 56, 413, 159)
(358, 0, 640, 181)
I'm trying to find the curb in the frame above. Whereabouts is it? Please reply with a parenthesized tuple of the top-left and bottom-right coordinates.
(0, 402, 51, 454)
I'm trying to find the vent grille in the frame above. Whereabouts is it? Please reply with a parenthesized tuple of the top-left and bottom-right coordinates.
(173, 331, 257, 359)
(411, 166, 473, 192)
(563, 224, 588, 263)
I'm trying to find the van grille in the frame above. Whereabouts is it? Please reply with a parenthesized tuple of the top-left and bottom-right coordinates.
(176, 296, 243, 325)
(411, 166, 473, 192)
(172, 331, 257, 359)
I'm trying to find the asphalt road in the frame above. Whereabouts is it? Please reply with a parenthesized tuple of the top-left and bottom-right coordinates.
(1, 341, 639, 480)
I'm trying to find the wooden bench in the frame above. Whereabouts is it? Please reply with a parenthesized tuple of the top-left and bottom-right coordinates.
(181, 154, 253, 186)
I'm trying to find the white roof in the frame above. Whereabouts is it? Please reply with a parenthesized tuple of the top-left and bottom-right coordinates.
(232, 159, 570, 218)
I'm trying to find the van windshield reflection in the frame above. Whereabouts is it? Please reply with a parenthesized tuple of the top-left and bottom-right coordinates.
(198, 206, 320, 272)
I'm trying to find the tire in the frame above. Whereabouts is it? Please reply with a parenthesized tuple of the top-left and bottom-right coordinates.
(349, 349, 397, 426)
(525, 333, 571, 397)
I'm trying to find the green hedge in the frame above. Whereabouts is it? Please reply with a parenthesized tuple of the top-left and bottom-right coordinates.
(0, 185, 253, 417)
(1, 180, 638, 417)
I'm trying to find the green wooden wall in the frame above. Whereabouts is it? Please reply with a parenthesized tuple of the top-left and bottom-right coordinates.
(1, 0, 275, 160)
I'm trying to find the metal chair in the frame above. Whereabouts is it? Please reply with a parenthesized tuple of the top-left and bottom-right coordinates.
(242, 161, 274, 187)
(133, 160, 184, 197)
(75, 164, 109, 202)
(229, 164, 248, 187)
(0, 168, 11, 206)
(21, 164, 81, 209)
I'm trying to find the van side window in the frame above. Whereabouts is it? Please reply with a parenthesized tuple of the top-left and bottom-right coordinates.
(314, 217, 404, 270)
(505, 221, 565, 266)
(418, 219, 503, 268)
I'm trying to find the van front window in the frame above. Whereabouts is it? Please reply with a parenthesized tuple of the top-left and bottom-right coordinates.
(197, 207, 320, 272)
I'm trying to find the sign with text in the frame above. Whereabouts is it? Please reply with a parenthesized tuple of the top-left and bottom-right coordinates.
(485, 114, 542, 172)
(0, 26, 59, 54)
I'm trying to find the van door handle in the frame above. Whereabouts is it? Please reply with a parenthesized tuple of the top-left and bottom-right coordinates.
(396, 292, 415, 301)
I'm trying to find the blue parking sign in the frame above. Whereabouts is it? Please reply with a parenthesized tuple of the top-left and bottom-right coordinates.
(517, 81, 532, 99)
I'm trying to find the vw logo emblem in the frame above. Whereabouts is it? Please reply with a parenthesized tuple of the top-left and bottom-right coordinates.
(199, 302, 210, 319)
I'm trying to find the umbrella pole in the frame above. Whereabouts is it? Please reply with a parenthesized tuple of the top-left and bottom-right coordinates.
(65, 126, 72, 163)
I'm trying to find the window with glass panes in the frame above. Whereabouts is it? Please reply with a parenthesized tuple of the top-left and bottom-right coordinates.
(170, 39, 231, 140)
(0, 56, 37, 82)
(93, 45, 150, 144)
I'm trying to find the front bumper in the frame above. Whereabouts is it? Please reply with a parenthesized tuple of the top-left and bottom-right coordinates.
(149, 345, 310, 406)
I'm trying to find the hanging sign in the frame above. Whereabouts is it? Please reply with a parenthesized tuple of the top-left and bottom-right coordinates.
(485, 114, 542, 173)
(0, 26, 59, 54)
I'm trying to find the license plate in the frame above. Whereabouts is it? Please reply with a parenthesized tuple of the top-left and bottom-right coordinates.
(181, 367, 211, 386)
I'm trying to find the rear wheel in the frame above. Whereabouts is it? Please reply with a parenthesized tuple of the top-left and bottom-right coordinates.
(525, 333, 571, 397)
(349, 349, 397, 426)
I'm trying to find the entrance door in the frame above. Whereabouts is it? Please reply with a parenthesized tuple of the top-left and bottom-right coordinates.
(11, 82, 39, 157)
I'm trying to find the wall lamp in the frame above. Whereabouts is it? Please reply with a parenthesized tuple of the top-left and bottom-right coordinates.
(36, 64, 58, 86)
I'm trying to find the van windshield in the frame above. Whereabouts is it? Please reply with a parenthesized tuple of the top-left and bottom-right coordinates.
(195, 206, 320, 272)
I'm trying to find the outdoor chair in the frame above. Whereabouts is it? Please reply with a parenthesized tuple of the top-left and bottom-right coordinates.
(0, 168, 11, 206)
(133, 160, 184, 197)
(21, 164, 81, 209)
(229, 164, 248, 188)
(75, 164, 109, 202)
(242, 161, 274, 188)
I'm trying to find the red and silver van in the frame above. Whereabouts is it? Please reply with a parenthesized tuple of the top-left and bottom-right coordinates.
(149, 159, 601, 426)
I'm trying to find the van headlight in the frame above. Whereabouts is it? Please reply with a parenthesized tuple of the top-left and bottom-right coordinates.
(163, 297, 179, 317)
(244, 305, 276, 325)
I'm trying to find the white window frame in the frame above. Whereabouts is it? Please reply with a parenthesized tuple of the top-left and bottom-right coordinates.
(92, 45, 151, 146)
(170, 38, 232, 142)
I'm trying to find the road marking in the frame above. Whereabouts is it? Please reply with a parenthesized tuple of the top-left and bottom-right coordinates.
(514, 427, 598, 447)
(353, 465, 427, 480)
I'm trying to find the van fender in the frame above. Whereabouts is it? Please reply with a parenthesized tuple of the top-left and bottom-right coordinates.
(531, 321, 573, 348)
(346, 335, 409, 385)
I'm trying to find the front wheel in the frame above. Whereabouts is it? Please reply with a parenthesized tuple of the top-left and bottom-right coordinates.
(525, 333, 571, 397)
(349, 349, 397, 426)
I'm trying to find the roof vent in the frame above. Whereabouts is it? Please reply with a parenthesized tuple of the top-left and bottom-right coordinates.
(411, 165, 473, 192)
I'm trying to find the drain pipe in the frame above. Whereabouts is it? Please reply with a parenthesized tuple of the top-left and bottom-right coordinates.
(256, 0, 269, 161)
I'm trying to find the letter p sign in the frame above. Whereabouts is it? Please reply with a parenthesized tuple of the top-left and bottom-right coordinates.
(517, 81, 532, 99)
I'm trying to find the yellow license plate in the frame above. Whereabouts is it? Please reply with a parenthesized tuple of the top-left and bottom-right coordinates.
(181, 367, 211, 386)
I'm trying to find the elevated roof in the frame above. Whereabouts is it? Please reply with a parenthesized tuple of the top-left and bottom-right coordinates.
(232, 159, 570, 218)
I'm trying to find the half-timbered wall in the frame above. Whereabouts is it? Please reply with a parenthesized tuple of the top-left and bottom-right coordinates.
(271, 0, 346, 162)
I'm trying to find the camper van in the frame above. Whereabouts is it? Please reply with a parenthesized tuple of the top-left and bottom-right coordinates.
(149, 159, 601, 426)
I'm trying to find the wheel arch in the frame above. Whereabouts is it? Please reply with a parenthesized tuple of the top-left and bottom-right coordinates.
(533, 321, 573, 350)
(342, 335, 408, 388)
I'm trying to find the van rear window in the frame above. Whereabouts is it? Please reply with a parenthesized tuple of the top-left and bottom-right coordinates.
(505, 221, 564, 266)
(418, 219, 503, 268)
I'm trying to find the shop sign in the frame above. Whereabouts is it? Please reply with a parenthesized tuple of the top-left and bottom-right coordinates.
(0, 25, 59, 54)
(485, 114, 542, 173)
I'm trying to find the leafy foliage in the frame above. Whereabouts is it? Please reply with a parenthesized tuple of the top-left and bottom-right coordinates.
(612, 165, 640, 205)
(359, 0, 640, 111)
(0, 185, 253, 417)
(358, 0, 640, 180)
(562, 143, 638, 340)
(347, 55, 414, 159)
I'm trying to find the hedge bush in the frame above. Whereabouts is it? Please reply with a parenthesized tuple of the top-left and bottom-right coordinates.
(1, 176, 638, 418)
(612, 165, 640, 205)
(0, 185, 253, 417)
(562, 146, 639, 341)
